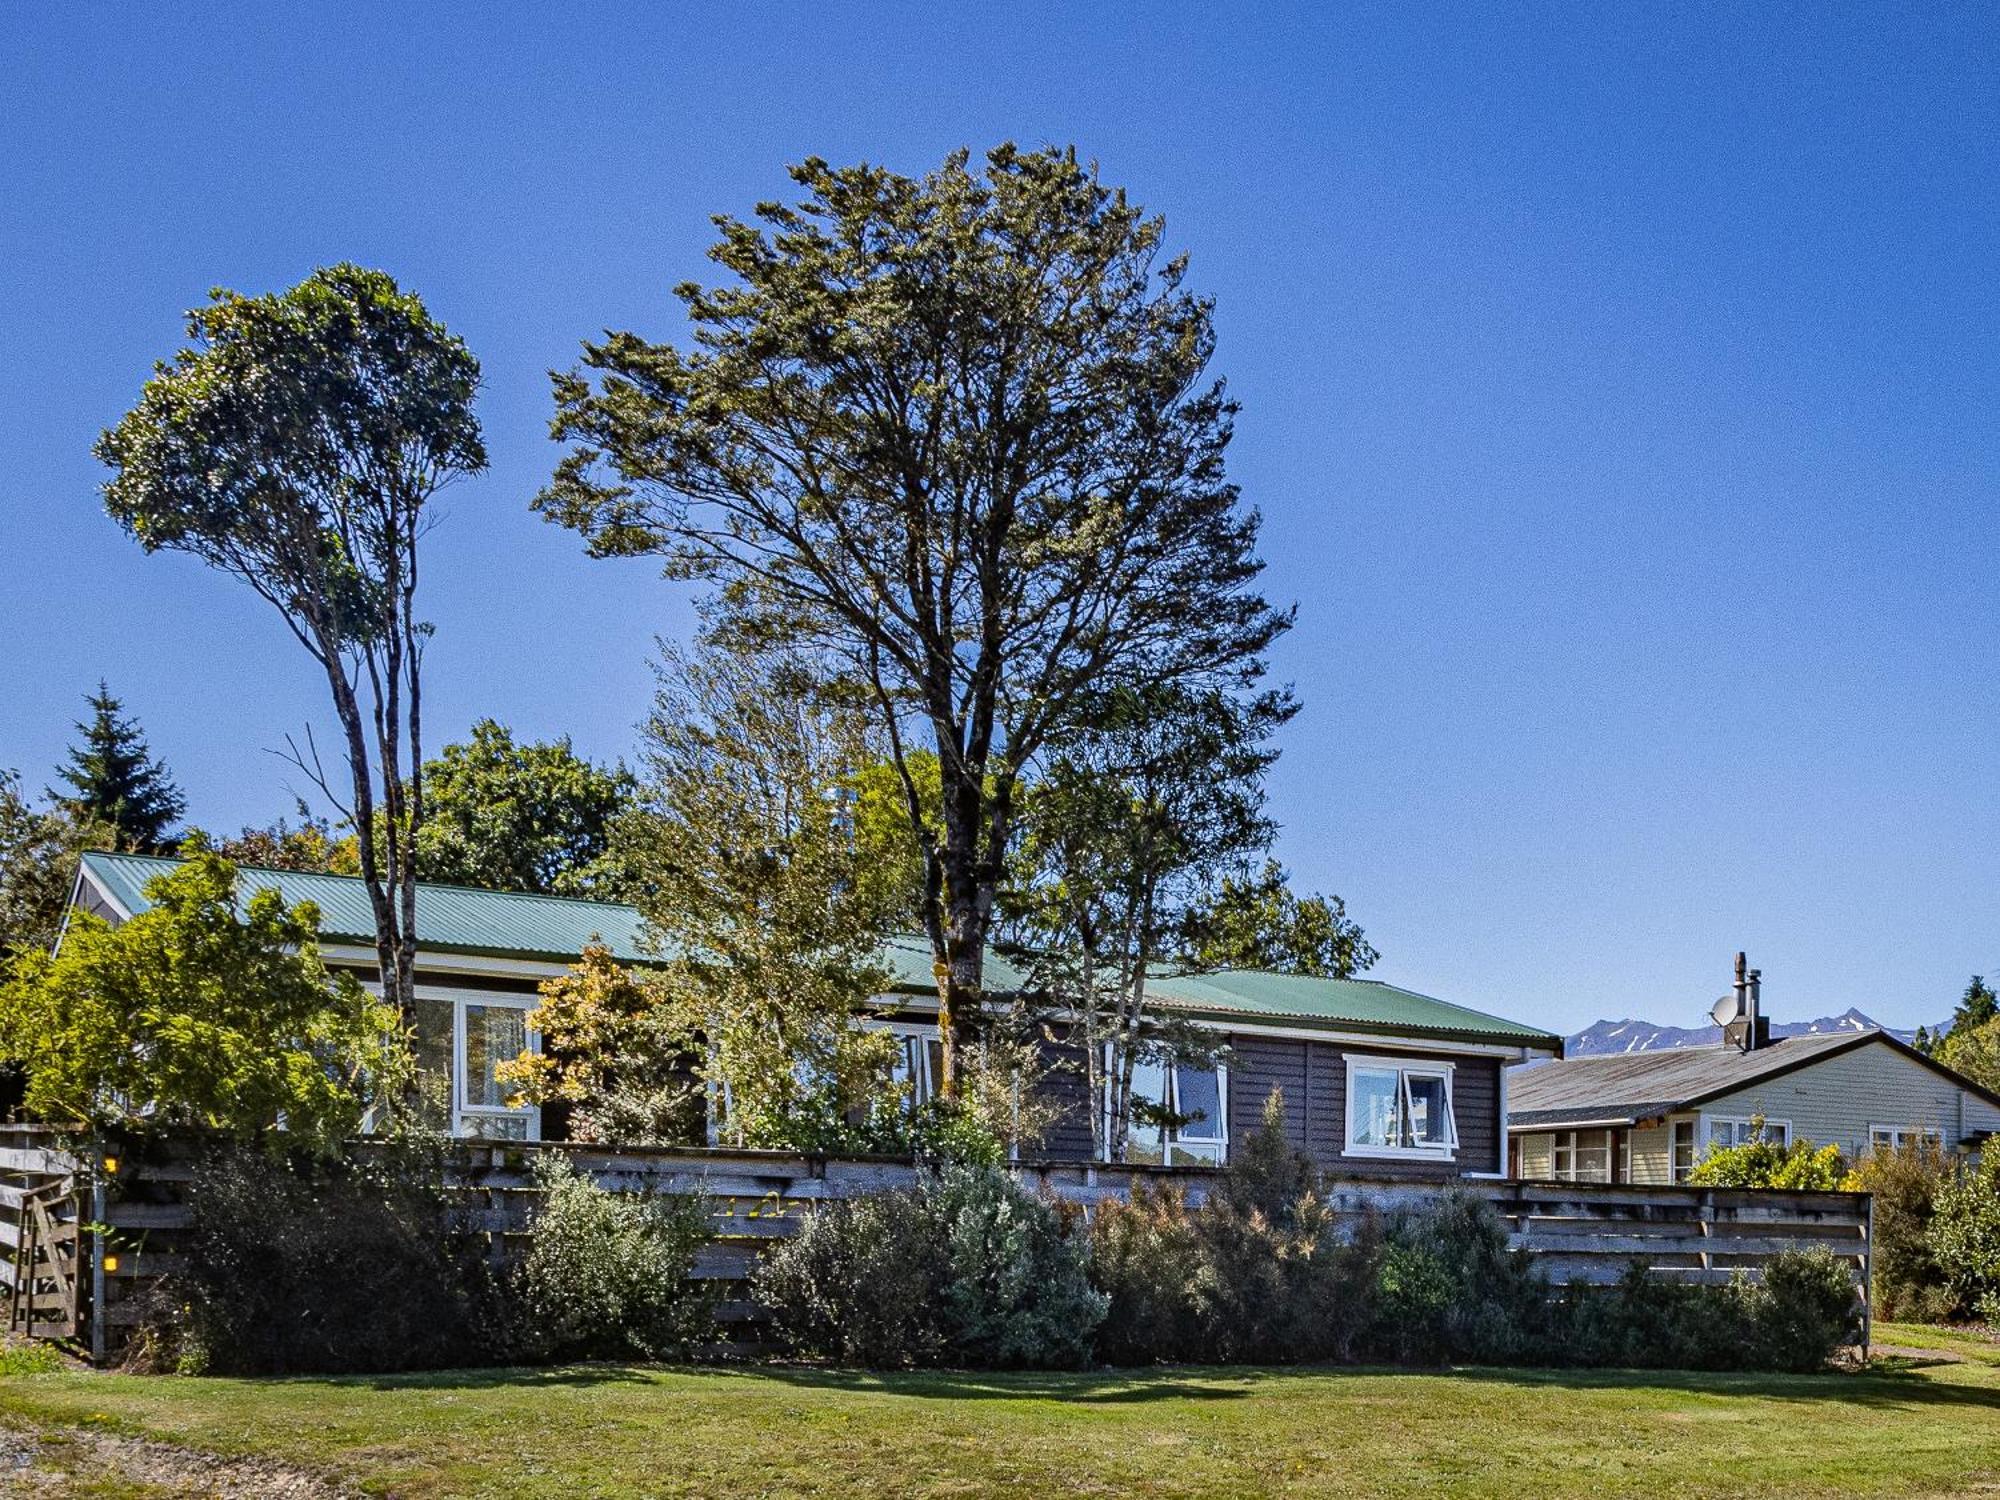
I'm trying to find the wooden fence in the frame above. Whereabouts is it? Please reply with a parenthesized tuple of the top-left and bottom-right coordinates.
(0, 1127, 83, 1345)
(0, 1128, 1873, 1361)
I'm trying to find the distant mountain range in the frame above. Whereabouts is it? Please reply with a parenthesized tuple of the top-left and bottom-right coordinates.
(1567, 1006, 1928, 1057)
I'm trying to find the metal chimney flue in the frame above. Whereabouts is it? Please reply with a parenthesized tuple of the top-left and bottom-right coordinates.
(1722, 952, 1766, 1052)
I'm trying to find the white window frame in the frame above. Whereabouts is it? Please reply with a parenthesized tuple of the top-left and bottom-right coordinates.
(1670, 1118, 1697, 1182)
(880, 1020, 943, 1114)
(1705, 1115, 1790, 1150)
(1342, 1055, 1458, 1161)
(1103, 1047, 1231, 1166)
(1869, 1125, 1941, 1152)
(1546, 1128, 1615, 1183)
(422, 988, 541, 1141)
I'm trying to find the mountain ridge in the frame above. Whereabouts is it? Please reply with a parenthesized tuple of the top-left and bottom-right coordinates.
(1566, 1006, 1930, 1057)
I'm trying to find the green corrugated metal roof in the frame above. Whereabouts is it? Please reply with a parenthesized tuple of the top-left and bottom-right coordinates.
(79, 851, 653, 963)
(1144, 968, 1559, 1047)
(76, 852, 1557, 1047)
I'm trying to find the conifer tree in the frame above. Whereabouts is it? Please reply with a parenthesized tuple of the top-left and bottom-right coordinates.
(47, 681, 184, 852)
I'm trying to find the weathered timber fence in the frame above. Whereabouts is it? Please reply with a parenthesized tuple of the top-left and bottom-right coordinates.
(0, 1126, 83, 1346)
(0, 1127, 1872, 1361)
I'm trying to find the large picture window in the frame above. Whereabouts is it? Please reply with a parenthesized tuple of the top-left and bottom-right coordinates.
(1344, 1056, 1457, 1159)
(1117, 1053, 1229, 1166)
(412, 990, 540, 1140)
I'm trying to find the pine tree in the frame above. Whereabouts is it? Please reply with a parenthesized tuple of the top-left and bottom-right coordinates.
(48, 681, 185, 852)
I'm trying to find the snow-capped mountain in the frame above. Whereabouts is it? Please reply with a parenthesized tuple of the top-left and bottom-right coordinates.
(1567, 1006, 1924, 1057)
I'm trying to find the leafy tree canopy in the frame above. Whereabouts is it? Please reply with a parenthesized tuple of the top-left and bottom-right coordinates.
(536, 144, 1290, 1089)
(47, 681, 184, 853)
(1938, 1015, 2000, 1097)
(1180, 859, 1378, 979)
(0, 771, 113, 965)
(495, 941, 698, 1146)
(184, 814, 362, 876)
(412, 719, 638, 898)
(98, 264, 487, 1015)
(1689, 1129, 1848, 1191)
(620, 634, 906, 1152)
(0, 853, 403, 1149)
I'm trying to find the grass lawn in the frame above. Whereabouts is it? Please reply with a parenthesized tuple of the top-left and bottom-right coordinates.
(2, 1324, 1997, 1499)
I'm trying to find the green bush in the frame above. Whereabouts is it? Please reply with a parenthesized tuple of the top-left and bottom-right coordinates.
(141, 1138, 504, 1375)
(1379, 1189, 1551, 1365)
(1749, 1247, 1864, 1371)
(755, 1165, 1104, 1369)
(511, 1153, 715, 1362)
(1087, 1182, 1210, 1364)
(1090, 1095, 1385, 1366)
(1841, 1138, 1958, 1322)
(1690, 1135, 1848, 1190)
(1928, 1155, 2000, 1322)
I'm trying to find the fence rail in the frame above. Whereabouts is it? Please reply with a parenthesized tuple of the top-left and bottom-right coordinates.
(0, 1129, 1872, 1360)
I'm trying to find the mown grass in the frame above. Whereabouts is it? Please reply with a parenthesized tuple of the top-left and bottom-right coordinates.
(1, 1324, 1995, 1499)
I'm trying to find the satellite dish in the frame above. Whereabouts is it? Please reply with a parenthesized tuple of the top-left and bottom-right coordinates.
(1710, 993, 1742, 1027)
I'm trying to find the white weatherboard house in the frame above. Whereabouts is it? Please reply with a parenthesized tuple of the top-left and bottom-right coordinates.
(1508, 956, 2000, 1183)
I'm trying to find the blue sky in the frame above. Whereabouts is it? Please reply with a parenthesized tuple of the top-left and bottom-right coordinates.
(3, 4, 1995, 1036)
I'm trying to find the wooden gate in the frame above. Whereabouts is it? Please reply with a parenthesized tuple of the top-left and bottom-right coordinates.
(1, 1130, 83, 1342)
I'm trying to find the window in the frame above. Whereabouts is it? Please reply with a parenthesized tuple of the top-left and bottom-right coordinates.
(879, 1023, 944, 1114)
(1547, 1129, 1615, 1182)
(459, 1002, 536, 1138)
(1869, 1126, 1941, 1153)
(1116, 1053, 1229, 1165)
(1707, 1116, 1790, 1149)
(1344, 1057, 1457, 1159)
(1671, 1119, 1697, 1183)
(408, 991, 540, 1140)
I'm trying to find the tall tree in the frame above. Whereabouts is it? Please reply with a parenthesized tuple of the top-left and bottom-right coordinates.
(98, 265, 486, 1016)
(413, 719, 638, 898)
(0, 771, 112, 964)
(620, 634, 904, 1151)
(48, 681, 184, 852)
(1011, 682, 1289, 1162)
(538, 145, 1290, 1090)
(1180, 859, 1378, 979)
(1920, 976, 1998, 1057)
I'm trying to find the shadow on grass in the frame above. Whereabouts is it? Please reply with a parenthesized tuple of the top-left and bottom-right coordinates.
(323, 1354, 1998, 1414)
(1441, 1361, 2000, 1413)
(337, 1360, 1255, 1403)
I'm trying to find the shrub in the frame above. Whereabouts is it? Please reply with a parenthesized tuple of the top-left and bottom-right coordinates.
(1748, 1247, 1863, 1371)
(1841, 1138, 1957, 1322)
(1088, 1183, 1209, 1364)
(755, 1165, 1103, 1369)
(141, 1138, 503, 1375)
(1379, 1189, 1550, 1364)
(1090, 1094, 1385, 1366)
(1689, 1122, 1846, 1190)
(1928, 1155, 2000, 1323)
(511, 1154, 715, 1362)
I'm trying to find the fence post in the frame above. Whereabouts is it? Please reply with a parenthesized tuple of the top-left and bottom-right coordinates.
(1861, 1192, 1874, 1362)
(89, 1137, 106, 1366)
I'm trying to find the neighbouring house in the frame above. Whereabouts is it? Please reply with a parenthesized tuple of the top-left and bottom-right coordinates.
(1508, 954, 2000, 1182)
(62, 852, 1561, 1175)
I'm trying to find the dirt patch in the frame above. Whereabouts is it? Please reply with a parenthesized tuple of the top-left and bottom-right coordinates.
(1, 1422, 361, 1498)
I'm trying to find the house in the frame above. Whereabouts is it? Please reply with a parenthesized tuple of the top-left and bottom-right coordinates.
(65, 851, 1562, 1175)
(1508, 955, 2000, 1182)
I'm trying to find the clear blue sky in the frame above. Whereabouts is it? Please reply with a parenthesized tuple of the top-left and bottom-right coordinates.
(3, 4, 1995, 1036)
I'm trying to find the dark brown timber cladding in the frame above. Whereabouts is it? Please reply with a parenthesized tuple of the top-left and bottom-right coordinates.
(1226, 1035, 1501, 1177)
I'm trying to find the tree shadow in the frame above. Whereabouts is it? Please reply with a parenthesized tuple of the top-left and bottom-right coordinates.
(326, 1353, 1999, 1414)
(1442, 1361, 2000, 1414)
